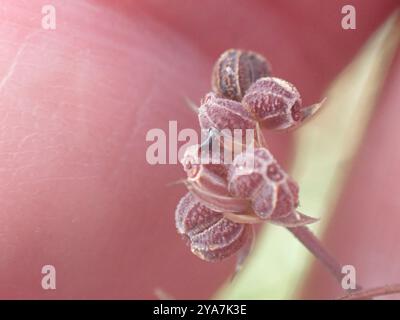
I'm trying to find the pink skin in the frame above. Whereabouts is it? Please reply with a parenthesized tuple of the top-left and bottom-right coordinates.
(0, 0, 398, 299)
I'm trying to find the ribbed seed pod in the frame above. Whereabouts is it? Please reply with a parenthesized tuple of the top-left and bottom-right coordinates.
(212, 49, 271, 101)
(175, 192, 252, 262)
(198, 92, 257, 148)
(242, 77, 303, 130)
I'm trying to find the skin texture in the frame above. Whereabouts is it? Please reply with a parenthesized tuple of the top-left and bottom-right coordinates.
(0, 0, 398, 299)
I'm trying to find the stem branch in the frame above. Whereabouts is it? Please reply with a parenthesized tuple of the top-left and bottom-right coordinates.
(287, 225, 361, 290)
(338, 284, 400, 300)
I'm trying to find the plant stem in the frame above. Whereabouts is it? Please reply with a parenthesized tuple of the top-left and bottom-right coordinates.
(287, 225, 361, 290)
(257, 130, 361, 292)
(338, 284, 400, 300)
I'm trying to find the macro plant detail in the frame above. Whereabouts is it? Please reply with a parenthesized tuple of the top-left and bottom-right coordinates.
(0, 0, 398, 303)
(175, 49, 334, 275)
(175, 47, 400, 299)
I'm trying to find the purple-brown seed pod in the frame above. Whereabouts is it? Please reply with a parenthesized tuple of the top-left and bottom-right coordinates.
(198, 92, 257, 147)
(212, 49, 271, 101)
(175, 192, 252, 262)
(228, 148, 299, 221)
(242, 77, 325, 131)
(242, 77, 302, 130)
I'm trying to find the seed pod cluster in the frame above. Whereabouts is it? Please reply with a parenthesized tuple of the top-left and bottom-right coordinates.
(210, 49, 323, 132)
(175, 48, 321, 264)
(212, 49, 271, 101)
